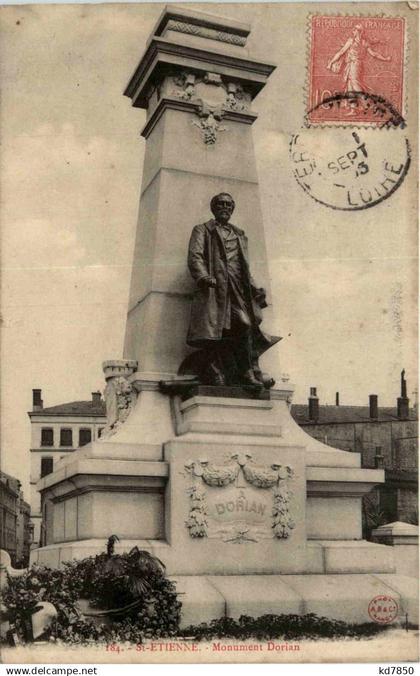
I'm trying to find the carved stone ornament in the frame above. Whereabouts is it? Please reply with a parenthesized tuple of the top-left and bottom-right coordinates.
(170, 70, 251, 145)
(185, 485, 208, 538)
(171, 71, 196, 100)
(184, 454, 294, 542)
(165, 19, 247, 47)
(224, 82, 251, 112)
(192, 102, 226, 145)
(101, 360, 138, 438)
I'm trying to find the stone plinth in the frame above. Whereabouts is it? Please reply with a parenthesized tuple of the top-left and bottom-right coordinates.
(33, 387, 418, 623)
(179, 384, 271, 401)
(37, 388, 385, 566)
(38, 454, 168, 545)
(163, 437, 306, 575)
(371, 521, 419, 579)
(372, 520, 419, 545)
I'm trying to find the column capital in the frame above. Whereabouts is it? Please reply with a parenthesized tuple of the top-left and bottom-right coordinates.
(152, 4, 251, 45)
(124, 6, 275, 110)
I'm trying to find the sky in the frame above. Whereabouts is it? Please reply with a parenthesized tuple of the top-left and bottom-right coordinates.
(0, 2, 418, 497)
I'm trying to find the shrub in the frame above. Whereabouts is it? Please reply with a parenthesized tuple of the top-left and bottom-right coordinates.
(179, 613, 401, 642)
(2, 537, 182, 644)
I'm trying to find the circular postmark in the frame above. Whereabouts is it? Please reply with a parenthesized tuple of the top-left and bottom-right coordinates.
(291, 91, 411, 211)
(290, 129, 410, 211)
(306, 91, 406, 129)
(368, 594, 399, 624)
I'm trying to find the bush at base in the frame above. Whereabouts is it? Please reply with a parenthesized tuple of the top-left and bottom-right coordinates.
(2, 537, 182, 644)
(179, 614, 408, 641)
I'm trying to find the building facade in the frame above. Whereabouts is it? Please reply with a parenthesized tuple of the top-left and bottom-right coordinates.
(16, 497, 32, 564)
(291, 377, 418, 533)
(0, 471, 32, 566)
(28, 389, 107, 548)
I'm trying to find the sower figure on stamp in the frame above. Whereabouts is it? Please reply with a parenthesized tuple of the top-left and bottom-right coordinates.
(327, 24, 391, 93)
(184, 193, 280, 389)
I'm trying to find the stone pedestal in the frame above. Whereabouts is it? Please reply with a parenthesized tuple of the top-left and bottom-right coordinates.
(163, 434, 306, 576)
(372, 521, 419, 579)
(33, 384, 417, 624)
(32, 6, 418, 627)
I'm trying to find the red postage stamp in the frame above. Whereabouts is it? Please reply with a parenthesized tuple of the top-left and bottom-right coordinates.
(368, 595, 399, 624)
(307, 16, 406, 125)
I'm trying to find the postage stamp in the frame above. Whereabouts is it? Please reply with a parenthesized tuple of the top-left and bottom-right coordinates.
(307, 15, 406, 125)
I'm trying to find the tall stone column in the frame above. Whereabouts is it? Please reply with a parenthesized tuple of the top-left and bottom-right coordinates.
(122, 6, 277, 377)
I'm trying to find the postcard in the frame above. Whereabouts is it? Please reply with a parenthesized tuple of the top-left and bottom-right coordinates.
(0, 0, 418, 666)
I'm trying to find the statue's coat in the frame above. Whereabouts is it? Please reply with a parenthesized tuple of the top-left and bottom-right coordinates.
(186, 219, 280, 355)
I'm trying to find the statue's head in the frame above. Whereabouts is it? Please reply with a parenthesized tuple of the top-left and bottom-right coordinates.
(210, 193, 235, 225)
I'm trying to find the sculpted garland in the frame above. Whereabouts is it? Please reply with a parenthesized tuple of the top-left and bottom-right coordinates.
(184, 454, 295, 542)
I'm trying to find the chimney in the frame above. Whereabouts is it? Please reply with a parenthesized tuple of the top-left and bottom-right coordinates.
(369, 394, 378, 419)
(308, 387, 319, 422)
(401, 369, 407, 397)
(92, 391, 102, 406)
(335, 392, 340, 406)
(397, 369, 409, 420)
(32, 388, 43, 411)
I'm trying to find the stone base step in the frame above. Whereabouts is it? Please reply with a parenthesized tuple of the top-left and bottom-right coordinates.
(30, 542, 417, 627)
(171, 574, 418, 628)
(30, 538, 396, 575)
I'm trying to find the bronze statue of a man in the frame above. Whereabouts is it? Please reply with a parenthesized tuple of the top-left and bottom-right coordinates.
(186, 193, 280, 388)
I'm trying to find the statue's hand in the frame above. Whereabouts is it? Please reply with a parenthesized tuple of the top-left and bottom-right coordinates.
(198, 276, 217, 289)
(254, 287, 267, 308)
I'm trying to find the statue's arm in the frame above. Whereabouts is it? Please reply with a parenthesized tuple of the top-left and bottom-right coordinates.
(367, 46, 391, 61)
(188, 225, 215, 287)
(241, 235, 266, 305)
(327, 38, 351, 69)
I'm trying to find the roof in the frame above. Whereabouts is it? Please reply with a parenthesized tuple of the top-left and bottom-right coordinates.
(27, 400, 418, 423)
(0, 471, 21, 496)
(28, 400, 107, 417)
(291, 404, 418, 425)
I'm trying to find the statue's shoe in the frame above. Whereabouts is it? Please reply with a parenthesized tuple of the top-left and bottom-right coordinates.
(241, 370, 264, 390)
(207, 370, 226, 386)
(254, 368, 276, 389)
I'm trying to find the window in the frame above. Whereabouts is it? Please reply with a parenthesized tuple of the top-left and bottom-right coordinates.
(41, 428, 54, 446)
(60, 428, 73, 447)
(98, 428, 104, 438)
(79, 428, 92, 447)
(41, 457, 53, 478)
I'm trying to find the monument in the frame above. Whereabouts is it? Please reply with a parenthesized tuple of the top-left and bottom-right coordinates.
(32, 5, 417, 626)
